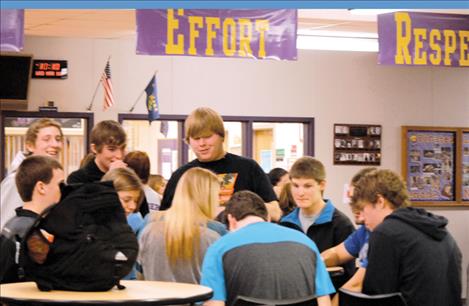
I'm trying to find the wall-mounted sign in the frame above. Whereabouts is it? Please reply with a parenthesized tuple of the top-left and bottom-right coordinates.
(378, 12, 469, 67)
(136, 9, 297, 60)
(32, 60, 68, 79)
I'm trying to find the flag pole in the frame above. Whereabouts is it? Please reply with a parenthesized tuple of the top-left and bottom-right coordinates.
(128, 70, 158, 112)
(87, 56, 111, 111)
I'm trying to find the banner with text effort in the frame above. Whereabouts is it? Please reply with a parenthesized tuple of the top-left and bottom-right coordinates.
(378, 12, 469, 67)
(136, 9, 297, 60)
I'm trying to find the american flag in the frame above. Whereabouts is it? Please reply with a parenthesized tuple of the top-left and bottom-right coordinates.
(101, 60, 114, 110)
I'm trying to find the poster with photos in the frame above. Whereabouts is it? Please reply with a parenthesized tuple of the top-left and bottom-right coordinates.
(406, 131, 455, 201)
(463, 132, 469, 201)
(333, 124, 381, 165)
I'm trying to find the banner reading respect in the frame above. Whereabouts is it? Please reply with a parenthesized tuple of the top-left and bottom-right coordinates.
(378, 12, 469, 67)
(136, 9, 297, 60)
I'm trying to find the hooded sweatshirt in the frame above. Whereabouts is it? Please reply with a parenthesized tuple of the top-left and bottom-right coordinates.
(0, 152, 27, 230)
(363, 207, 462, 306)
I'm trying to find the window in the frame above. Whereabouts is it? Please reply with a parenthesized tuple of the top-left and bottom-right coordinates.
(119, 114, 186, 179)
(253, 122, 305, 172)
(119, 114, 314, 176)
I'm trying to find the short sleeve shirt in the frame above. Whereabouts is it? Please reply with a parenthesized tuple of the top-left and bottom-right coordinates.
(343, 225, 370, 267)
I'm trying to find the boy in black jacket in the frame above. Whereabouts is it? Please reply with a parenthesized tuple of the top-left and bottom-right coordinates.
(0, 156, 64, 283)
(279, 156, 355, 289)
(352, 169, 462, 306)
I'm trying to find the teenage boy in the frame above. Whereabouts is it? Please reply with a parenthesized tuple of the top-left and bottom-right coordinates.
(0, 156, 64, 283)
(67, 120, 127, 184)
(352, 169, 462, 306)
(160, 107, 281, 221)
(279, 156, 355, 288)
(1, 118, 63, 230)
(201, 191, 334, 306)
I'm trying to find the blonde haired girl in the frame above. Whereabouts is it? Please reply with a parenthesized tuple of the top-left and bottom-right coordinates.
(138, 167, 226, 283)
(102, 167, 144, 216)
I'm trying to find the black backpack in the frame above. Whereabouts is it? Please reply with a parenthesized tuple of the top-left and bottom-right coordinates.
(22, 181, 139, 291)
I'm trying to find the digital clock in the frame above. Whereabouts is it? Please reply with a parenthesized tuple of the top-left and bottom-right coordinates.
(32, 60, 68, 79)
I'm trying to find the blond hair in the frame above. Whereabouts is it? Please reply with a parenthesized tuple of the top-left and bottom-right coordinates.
(25, 118, 63, 154)
(164, 167, 220, 264)
(102, 167, 144, 211)
(184, 107, 225, 143)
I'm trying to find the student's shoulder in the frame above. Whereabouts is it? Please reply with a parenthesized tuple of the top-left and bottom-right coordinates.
(332, 205, 353, 223)
(67, 168, 87, 184)
(171, 161, 198, 176)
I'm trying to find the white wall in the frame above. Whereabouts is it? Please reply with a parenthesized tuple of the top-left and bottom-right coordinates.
(23, 35, 469, 296)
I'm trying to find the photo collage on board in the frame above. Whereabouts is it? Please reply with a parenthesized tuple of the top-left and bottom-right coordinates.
(333, 125, 381, 165)
(463, 132, 469, 201)
(407, 131, 455, 201)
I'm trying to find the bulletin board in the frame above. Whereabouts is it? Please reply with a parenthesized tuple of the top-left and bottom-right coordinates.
(462, 130, 469, 201)
(402, 126, 469, 207)
(333, 123, 382, 165)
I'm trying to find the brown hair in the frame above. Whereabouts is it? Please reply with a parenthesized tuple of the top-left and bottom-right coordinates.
(289, 156, 326, 182)
(351, 169, 411, 210)
(278, 182, 296, 215)
(124, 151, 150, 184)
(16, 155, 63, 202)
(184, 107, 225, 143)
(90, 120, 127, 152)
(225, 190, 268, 222)
(102, 168, 144, 211)
(79, 153, 95, 168)
(351, 167, 378, 187)
(25, 118, 63, 154)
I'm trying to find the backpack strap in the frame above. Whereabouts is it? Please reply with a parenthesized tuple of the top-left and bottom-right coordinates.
(113, 251, 128, 290)
(2, 215, 40, 280)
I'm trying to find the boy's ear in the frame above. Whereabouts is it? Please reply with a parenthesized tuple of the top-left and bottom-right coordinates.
(227, 213, 237, 231)
(35, 181, 46, 195)
(319, 180, 327, 191)
(90, 144, 97, 154)
(25, 142, 35, 154)
(376, 194, 388, 209)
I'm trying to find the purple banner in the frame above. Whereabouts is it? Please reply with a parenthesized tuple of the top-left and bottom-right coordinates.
(1, 10, 24, 52)
(378, 12, 469, 67)
(136, 9, 297, 60)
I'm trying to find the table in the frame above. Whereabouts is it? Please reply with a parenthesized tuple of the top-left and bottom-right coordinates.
(0, 280, 213, 305)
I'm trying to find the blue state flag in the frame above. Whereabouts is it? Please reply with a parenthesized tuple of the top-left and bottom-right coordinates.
(145, 75, 159, 122)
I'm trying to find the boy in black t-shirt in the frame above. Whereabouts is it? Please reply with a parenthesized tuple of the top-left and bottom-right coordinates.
(160, 107, 281, 221)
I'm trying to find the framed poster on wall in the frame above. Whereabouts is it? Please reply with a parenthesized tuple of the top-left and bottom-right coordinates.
(462, 130, 469, 201)
(402, 126, 469, 207)
(333, 123, 382, 166)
